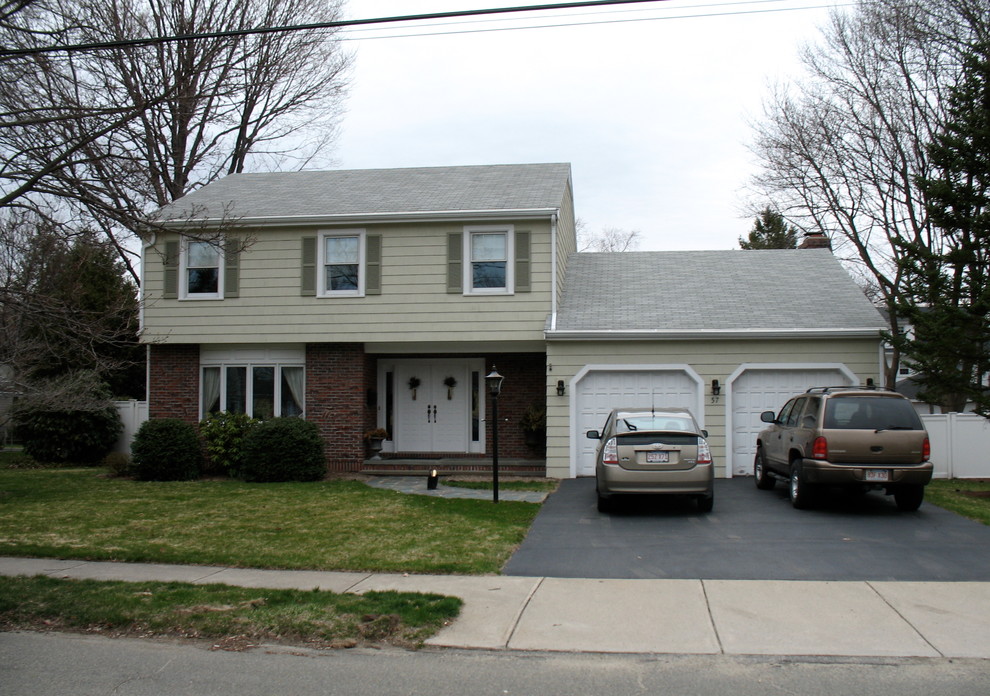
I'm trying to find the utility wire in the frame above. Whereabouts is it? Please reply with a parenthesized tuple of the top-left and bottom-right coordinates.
(0, 0, 825, 57)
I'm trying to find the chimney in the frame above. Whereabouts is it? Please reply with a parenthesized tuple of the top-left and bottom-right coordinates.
(798, 231, 832, 250)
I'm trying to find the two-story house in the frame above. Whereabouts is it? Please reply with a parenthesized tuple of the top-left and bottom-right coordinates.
(143, 163, 575, 473)
(143, 163, 889, 480)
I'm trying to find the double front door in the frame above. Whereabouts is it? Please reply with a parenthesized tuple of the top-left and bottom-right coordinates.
(389, 359, 483, 453)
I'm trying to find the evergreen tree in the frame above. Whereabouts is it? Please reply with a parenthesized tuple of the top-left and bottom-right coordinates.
(738, 208, 799, 249)
(897, 40, 990, 416)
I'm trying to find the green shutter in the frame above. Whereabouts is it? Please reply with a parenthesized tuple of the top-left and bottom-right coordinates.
(515, 230, 531, 293)
(366, 234, 381, 295)
(163, 240, 179, 299)
(447, 233, 462, 294)
(301, 236, 317, 296)
(224, 237, 239, 298)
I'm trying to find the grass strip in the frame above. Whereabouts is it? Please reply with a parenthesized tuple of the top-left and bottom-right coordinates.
(0, 575, 461, 650)
(0, 469, 540, 574)
(926, 479, 990, 525)
(443, 478, 559, 492)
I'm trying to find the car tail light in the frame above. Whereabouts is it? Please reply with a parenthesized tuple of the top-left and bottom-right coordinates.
(602, 438, 618, 465)
(697, 438, 712, 465)
(922, 437, 930, 462)
(812, 436, 828, 460)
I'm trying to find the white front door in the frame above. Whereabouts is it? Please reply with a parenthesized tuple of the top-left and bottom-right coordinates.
(393, 359, 477, 453)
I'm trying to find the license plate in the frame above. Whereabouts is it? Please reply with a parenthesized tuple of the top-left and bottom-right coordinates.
(645, 451, 669, 463)
(865, 469, 890, 482)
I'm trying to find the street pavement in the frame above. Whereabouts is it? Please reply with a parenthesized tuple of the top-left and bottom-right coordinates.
(3, 555, 990, 659)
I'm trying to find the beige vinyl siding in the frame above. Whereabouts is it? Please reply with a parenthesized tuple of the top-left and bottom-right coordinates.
(544, 337, 882, 479)
(554, 183, 577, 301)
(143, 220, 555, 344)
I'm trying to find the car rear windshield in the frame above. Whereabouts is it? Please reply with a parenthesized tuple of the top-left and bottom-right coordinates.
(616, 416, 695, 433)
(823, 396, 924, 431)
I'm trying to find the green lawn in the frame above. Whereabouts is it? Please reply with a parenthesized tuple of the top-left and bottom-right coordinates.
(0, 468, 540, 574)
(0, 575, 461, 649)
(926, 479, 990, 525)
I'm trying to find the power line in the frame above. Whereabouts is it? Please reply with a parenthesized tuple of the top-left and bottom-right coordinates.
(338, 1, 846, 42)
(0, 0, 675, 57)
(0, 0, 831, 58)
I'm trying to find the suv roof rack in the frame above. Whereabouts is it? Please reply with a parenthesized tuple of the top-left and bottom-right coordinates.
(805, 385, 897, 394)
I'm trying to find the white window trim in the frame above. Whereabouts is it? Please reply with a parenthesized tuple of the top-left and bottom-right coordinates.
(318, 229, 366, 298)
(463, 225, 514, 296)
(180, 238, 224, 300)
(200, 362, 306, 420)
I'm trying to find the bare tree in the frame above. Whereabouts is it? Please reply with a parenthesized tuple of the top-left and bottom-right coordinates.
(0, 0, 351, 284)
(749, 0, 990, 387)
(578, 221, 642, 252)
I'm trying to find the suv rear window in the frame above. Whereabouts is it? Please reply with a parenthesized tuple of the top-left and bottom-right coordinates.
(823, 396, 924, 431)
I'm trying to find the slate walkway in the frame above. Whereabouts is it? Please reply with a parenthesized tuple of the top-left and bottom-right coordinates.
(363, 476, 549, 503)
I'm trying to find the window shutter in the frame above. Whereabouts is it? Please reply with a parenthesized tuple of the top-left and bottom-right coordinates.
(515, 230, 531, 293)
(224, 237, 239, 298)
(366, 234, 382, 295)
(447, 233, 462, 294)
(301, 236, 317, 296)
(163, 240, 179, 299)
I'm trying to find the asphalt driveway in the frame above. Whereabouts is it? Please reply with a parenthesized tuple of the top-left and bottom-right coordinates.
(502, 478, 990, 581)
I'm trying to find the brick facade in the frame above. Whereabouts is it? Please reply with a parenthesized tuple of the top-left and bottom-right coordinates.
(481, 353, 547, 460)
(305, 343, 369, 472)
(148, 344, 200, 423)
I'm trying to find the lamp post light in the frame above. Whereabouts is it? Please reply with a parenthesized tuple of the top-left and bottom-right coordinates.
(485, 366, 504, 504)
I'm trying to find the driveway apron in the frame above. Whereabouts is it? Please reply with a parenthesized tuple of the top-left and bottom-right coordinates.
(502, 478, 990, 580)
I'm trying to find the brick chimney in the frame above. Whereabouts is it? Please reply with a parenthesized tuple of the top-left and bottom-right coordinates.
(798, 231, 832, 250)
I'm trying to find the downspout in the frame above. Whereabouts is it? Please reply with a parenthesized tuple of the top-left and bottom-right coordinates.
(549, 212, 559, 332)
(141, 233, 156, 403)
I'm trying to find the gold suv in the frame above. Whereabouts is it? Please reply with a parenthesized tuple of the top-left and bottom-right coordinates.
(754, 387, 932, 511)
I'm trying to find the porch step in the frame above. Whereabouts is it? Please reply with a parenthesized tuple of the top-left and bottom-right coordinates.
(362, 458, 546, 478)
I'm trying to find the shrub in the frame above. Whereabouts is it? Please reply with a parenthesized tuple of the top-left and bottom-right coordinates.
(103, 451, 132, 477)
(240, 417, 326, 483)
(131, 419, 202, 481)
(14, 401, 122, 464)
(199, 411, 258, 477)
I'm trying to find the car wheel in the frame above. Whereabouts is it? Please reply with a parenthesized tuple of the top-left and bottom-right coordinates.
(789, 462, 815, 510)
(697, 493, 714, 513)
(894, 484, 925, 512)
(754, 449, 775, 490)
(596, 489, 613, 513)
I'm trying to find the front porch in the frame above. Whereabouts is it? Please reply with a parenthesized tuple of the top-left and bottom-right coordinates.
(361, 456, 546, 478)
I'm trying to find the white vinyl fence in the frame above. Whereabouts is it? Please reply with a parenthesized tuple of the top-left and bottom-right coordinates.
(922, 413, 990, 479)
(114, 400, 149, 455)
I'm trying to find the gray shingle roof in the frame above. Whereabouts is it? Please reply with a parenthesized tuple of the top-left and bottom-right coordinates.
(158, 163, 572, 222)
(551, 249, 886, 335)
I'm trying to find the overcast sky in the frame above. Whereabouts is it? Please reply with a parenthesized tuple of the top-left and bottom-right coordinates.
(333, 0, 842, 251)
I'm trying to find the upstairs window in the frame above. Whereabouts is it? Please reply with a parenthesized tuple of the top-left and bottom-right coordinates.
(182, 240, 222, 299)
(320, 230, 365, 297)
(464, 226, 514, 295)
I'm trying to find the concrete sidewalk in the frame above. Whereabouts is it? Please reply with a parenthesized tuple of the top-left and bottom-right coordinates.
(3, 556, 989, 659)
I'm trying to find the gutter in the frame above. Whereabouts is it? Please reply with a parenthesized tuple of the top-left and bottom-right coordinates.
(158, 208, 561, 229)
(545, 327, 886, 341)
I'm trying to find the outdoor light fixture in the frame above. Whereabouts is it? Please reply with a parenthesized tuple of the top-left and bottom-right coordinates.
(557, 379, 566, 396)
(485, 366, 504, 503)
(711, 379, 721, 396)
(427, 469, 438, 490)
(866, 378, 875, 388)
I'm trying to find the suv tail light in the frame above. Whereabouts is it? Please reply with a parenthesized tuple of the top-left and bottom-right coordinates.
(812, 436, 828, 460)
(602, 437, 618, 465)
(697, 438, 712, 465)
(922, 437, 930, 462)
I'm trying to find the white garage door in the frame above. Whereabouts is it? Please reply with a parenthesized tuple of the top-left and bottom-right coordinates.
(730, 367, 854, 476)
(575, 368, 700, 477)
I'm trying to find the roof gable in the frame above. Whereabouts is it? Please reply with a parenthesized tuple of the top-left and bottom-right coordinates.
(157, 163, 572, 223)
(551, 249, 885, 337)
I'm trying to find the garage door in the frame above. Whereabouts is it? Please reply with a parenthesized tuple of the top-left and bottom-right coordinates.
(574, 368, 701, 477)
(729, 367, 854, 476)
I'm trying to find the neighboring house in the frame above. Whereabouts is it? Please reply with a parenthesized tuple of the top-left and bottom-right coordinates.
(142, 163, 887, 479)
